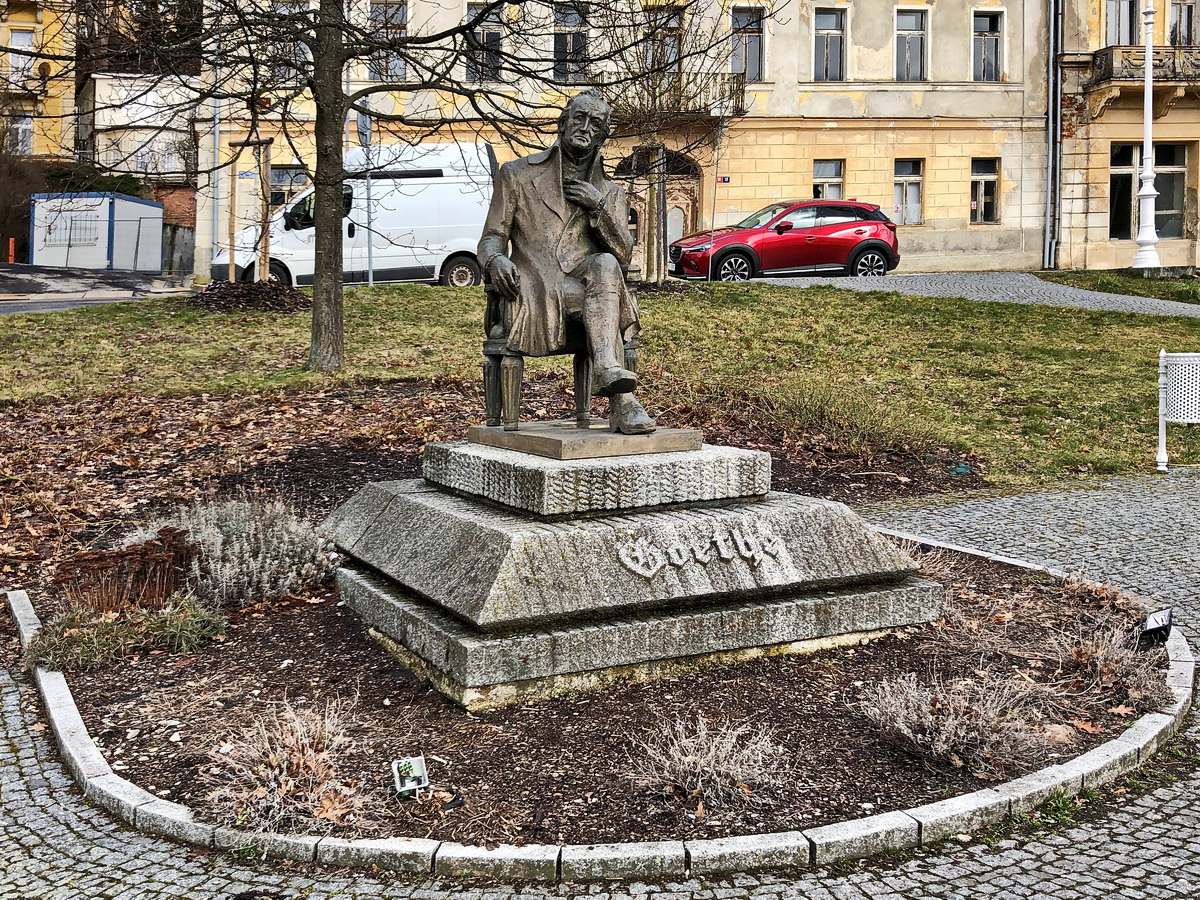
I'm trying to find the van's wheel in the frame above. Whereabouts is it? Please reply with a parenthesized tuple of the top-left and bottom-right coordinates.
(714, 252, 752, 282)
(240, 262, 290, 285)
(440, 256, 482, 287)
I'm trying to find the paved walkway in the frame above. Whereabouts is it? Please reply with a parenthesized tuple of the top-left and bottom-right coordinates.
(3, 471, 1198, 899)
(767, 271, 1200, 318)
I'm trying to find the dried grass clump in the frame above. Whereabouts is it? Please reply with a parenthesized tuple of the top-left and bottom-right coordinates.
(52, 528, 198, 614)
(205, 699, 368, 833)
(631, 713, 788, 808)
(1052, 626, 1172, 714)
(128, 495, 333, 606)
(858, 673, 1044, 777)
(25, 592, 225, 671)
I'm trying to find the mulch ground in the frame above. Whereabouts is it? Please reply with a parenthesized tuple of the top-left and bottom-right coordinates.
(63, 555, 1161, 847)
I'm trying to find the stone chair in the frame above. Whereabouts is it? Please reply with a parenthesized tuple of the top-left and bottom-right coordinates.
(481, 282, 640, 431)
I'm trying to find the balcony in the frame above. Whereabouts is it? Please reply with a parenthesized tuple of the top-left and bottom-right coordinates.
(610, 71, 747, 131)
(1085, 46, 1200, 118)
(1090, 45, 1200, 85)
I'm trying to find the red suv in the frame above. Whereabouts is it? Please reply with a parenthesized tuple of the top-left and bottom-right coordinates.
(669, 199, 899, 281)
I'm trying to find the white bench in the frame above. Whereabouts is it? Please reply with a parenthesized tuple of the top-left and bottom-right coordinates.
(1157, 350, 1200, 471)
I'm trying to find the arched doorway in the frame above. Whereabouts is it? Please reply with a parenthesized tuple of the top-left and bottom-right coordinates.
(614, 149, 702, 279)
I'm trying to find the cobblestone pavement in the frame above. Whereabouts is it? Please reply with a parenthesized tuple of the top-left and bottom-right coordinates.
(3, 476, 1200, 898)
(765, 271, 1200, 318)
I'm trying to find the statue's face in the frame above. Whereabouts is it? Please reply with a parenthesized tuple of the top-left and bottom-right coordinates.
(560, 97, 609, 156)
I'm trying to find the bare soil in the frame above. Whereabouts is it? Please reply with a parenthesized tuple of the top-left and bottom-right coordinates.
(63, 555, 1163, 847)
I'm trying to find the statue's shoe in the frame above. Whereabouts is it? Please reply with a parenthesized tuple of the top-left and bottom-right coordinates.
(594, 366, 639, 396)
(608, 394, 656, 435)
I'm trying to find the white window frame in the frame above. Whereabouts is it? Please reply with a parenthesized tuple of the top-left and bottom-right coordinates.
(1108, 143, 1189, 239)
(466, 2, 504, 84)
(814, 7, 846, 82)
(7, 28, 35, 82)
(6, 114, 33, 155)
(552, 2, 590, 84)
(895, 8, 928, 82)
(813, 158, 844, 198)
(367, 0, 407, 82)
(731, 6, 767, 83)
(969, 158, 1000, 224)
(893, 158, 924, 225)
(971, 9, 1003, 82)
(1171, 0, 1196, 45)
(1107, 0, 1140, 44)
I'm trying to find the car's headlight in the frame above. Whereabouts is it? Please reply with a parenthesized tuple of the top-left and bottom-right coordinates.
(685, 243, 713, 253)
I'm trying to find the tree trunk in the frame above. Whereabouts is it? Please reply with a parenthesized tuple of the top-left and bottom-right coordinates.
(650, 144, 667, 287)
(644, 171, 660, 285)
(307, 0, 346, 374)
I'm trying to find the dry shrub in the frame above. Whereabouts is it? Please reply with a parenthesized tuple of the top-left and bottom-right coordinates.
(25, 592, 225, 671)
(52, 527, 198, 614)
(128, 495, 333, 606)
(858, 673, 1044, 778)
(631, 713, 788, 808)
(205, 699, 368, 833)
(1048, 626, 1171, 715)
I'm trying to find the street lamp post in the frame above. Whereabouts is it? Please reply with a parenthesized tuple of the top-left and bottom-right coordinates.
(1133, 2, 1162, 268)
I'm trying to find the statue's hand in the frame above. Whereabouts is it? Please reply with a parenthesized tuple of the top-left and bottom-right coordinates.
(489, 256, 521, 300)
(563, 180, 602, 212)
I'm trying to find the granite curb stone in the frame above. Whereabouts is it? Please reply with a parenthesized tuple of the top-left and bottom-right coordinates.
(560, 841, 687, 881)
(316, 836, 439, 872)
(6, 527, 1194, 885)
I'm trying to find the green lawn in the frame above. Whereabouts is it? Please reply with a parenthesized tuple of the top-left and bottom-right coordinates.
(4, 282, 1199, 483)
(1038, 269, 1200, 306)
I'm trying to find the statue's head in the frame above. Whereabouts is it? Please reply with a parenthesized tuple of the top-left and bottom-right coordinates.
(558, 90, 611, 158)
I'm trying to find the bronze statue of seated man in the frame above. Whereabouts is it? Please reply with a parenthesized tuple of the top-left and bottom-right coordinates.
(477, 90, 656, 435)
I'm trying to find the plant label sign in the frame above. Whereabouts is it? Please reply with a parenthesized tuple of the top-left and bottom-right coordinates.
(392, 755, 430, 795)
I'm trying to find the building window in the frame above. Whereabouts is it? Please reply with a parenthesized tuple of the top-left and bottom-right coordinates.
(8, 29, 34, 81)
(644, 6, 682, 73)
(970, 158, 999, 223)
(1107, 0, 1139, 44)
(1171, 0, 1196, 44)
(466, 3, 503, 83)
(893, 159, 923, 224)
(553, 3, 589, 83)
(973, 13, 1001, 81)
(814, 9, 845, 82)
(270, 166, 309, 206)
(6, 115, 32, 155)
(1109, 143, 1188, 239)
(731, 7, 764, 83)
(271, 1, 310, 84)
(368, 1, 407, 81)
(813, 159, 844, 198)
(895, 10, 926, 81)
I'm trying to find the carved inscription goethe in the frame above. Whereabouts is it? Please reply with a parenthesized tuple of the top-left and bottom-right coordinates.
(618, 523, 785, 578)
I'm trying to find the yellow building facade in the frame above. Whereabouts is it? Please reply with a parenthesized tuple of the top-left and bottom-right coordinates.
(193, 0, 1055, 279)
(1, 0, 73, 158)
(1057, 0, 1200, 270)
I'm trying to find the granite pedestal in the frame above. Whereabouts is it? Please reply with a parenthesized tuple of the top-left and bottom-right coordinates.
(325, 434, 941, 708)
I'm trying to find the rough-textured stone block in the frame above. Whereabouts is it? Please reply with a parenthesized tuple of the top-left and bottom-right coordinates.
(36, 669, 111, 784)
(467, 421, 703, 459)
(316, 836, 439, 873)
(327, 483, 919, 630)
(804, 811, 919, 864)
(906, 789, 1008, 844)
(1070, 740, 1142, 789)
(320, 480, 437, 550)
(5, 589, 41, 647)
(84, 773, 156, 824)
(559, 841, 686, 881)
(423, 442, 770, 515)
(685, 832, 811, 874)
(135, 798, 216, 847)
(340, 566, 940, 689)
(214, 828, 322, 863)
(994, 765, 1078, 815)
(434, 841, 559, 880)
(1116, 712, 1178, 760)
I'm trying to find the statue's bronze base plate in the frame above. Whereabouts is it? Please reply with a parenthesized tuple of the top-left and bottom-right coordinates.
(467, 420, 703, 460)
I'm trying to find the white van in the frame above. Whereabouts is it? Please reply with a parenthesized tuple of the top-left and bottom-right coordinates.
(212, 141, 495, 287)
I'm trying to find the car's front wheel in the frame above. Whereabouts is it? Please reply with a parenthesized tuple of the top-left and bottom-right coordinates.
(850, 248, 889, 277)
(714, 252, 752, 282)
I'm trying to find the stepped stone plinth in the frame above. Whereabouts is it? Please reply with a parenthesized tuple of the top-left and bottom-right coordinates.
(325, 433, 941, 708)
